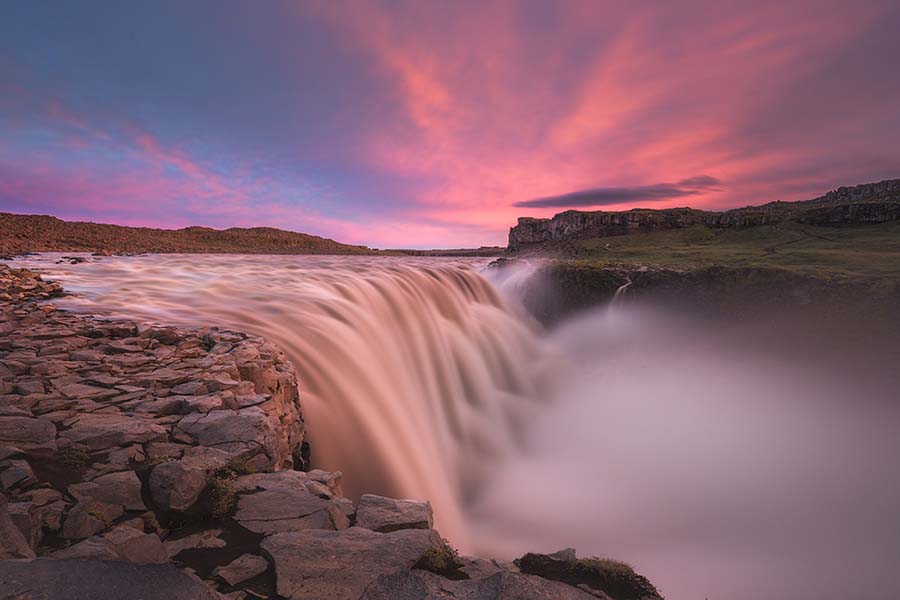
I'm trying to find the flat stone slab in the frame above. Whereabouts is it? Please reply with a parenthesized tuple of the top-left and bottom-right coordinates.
(356, 494, 433, 533)
(213, 553, 269, 586)
(0, 416, 56, 450)
(260, 526, 442, 600)
(0, 558, 223, 600)
(360, 569, 601, 600)
(68, 470, 146, 511)
(234, 486, 330, 534)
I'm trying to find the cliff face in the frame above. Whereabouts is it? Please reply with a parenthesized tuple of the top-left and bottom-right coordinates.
(508, 179, 900, 249)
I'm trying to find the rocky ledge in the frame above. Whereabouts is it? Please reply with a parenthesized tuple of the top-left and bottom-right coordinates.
(0, 264, 663, 599)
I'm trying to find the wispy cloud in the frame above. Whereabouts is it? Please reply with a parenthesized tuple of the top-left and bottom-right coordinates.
(1, 2, 899, 247)
(513, 176, 723, 208)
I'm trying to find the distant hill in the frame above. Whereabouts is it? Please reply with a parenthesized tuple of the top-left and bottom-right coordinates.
(0, 213, 374, 256)
(508, 179, 900, 250)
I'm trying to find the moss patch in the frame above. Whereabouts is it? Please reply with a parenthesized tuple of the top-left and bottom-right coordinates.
(516, 553, 662, 600)
(414, 539, 468, 580)
(207, 475, 237, 520)
(56, 446, 90, 469)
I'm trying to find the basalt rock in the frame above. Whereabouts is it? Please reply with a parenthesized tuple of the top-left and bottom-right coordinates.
(0, 559, 224, 600)
(260, 527, 445, 600)
(356, 494, 434, 533)
(360, 569, 602, 600)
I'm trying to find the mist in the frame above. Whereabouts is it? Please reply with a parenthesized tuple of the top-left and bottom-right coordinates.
(10, 254, 900, 599)
(468, 302, 900, 600)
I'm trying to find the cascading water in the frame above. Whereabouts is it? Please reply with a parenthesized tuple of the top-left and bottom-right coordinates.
(12, 254, 558, 548)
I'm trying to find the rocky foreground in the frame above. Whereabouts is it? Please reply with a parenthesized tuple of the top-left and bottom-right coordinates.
(0, 264, 663, 600)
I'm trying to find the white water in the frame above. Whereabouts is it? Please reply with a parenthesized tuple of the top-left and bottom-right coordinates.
(10, 253, 900, 600)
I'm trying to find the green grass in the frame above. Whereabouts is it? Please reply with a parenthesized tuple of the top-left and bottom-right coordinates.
(562, 221, 900, 279)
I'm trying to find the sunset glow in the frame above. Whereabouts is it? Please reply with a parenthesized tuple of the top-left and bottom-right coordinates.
(2, 1, 899, 247)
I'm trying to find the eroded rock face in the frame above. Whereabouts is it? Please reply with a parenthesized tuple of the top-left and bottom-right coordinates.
(261, 527, 444, 600)
(60, 413, 169, 450)
(0, 263, 309, 591)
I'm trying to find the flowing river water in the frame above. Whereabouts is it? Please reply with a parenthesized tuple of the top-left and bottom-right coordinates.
(10, 253, 900, 600)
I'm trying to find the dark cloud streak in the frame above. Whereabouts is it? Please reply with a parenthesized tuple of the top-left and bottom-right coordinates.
(513, 176, 723, 208)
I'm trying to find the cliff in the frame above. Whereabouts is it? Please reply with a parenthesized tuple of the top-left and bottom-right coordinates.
(508, 179, 900, 250)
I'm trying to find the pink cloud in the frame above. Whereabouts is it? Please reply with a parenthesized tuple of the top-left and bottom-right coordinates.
(303, 1, 900, 245)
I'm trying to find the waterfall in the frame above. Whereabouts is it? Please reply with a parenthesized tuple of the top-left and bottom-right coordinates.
(15, 254, 555, 548)
(12, 253, 900, 600)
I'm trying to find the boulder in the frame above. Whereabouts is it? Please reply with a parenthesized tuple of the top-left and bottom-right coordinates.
(7, 502, 41, 550)
(149, 460, 209, 512)
(0, 559, 224, 600)
(69, 470, 146, 511)
(359, 569, 602, 600)
(52, 535, 120, 560)
(234, 486, 331, 534)
(0, 493, 34, 559)
(164, 527, 226, 558)
(0, 458, 37, 490)
(356, 494, 433, 533)
(61, 499, 124, 539)
(181, 446, 237, 471)
(212, 553, 269, 586)
(0, 416, 56, 450)
(260, 526, 443, 600)
(35, 500, 68, 532)
(308, 469, 344, 497)
(55, 525, 167, 563)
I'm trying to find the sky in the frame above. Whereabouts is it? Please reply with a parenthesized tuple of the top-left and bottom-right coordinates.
(1, 1, 899, 248)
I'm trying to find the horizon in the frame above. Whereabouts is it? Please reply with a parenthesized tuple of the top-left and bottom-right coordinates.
(3, 1, 900, 248)
(2, 174, 896, 251)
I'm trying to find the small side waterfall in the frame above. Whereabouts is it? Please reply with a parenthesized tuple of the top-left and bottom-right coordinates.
(611, 275, 633, 307)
